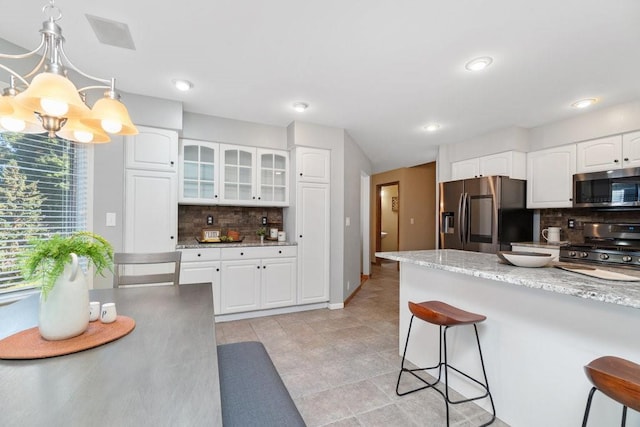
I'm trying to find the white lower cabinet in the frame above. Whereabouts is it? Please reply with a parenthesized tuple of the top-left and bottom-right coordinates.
(179, 248, 221, 314)
(179, 245, 297, 315)
(261, 257, 297, 309)
(219, 246, 297, 314)
(220, 259, 262, 314)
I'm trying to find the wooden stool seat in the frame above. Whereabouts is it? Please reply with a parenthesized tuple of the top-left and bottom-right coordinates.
(585, 356, 640, 412)
(582, 356, 640, 426)
(409, 300, 486, 326)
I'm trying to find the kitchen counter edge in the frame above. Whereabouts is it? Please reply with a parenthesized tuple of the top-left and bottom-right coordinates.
(177, 239, 297, 249)
(376, 249, 640, 310)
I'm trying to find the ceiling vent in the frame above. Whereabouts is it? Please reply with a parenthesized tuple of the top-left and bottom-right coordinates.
(85, 14, 136, 50)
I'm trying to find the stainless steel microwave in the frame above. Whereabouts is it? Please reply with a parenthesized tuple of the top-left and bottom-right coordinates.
(573, 167, 640, 208)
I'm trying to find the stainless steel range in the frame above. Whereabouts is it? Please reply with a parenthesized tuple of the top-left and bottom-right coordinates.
(559, 223, 640, 268)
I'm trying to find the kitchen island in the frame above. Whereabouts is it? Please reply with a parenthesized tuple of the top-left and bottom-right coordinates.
(377, 249, 640, 427)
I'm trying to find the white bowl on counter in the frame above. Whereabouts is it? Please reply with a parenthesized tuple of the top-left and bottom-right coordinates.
(497, 251, 553, 268)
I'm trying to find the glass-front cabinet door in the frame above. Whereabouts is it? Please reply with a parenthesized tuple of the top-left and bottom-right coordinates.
(179, 140, 219, 204)
(257, 149, 289, 206)
(220, 144, 256, 204)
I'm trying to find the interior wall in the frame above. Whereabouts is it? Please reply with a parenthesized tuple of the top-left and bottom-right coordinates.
(370, 162, 437, 263)
(182, 112, 286, 148)
(528, 99, 640, 151)
(343, 132, 373, 300)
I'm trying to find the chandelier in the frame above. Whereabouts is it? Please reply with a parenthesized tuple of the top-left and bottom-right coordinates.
(0, 1, 137, 143)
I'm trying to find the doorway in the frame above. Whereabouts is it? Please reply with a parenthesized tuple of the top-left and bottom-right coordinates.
(376, 182, 399, 264)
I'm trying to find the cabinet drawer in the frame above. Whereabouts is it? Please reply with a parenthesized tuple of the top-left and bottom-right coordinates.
(180, 248, 221, 262)
(221, 245, 297, 260)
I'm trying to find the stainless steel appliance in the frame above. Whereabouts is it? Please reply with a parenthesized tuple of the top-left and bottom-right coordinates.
(573, 167, 640, 209)
(559, 223, 640, 268)
(439, 176, 533, 253)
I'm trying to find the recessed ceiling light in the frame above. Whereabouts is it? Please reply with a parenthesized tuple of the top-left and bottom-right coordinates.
(173, 79, 193, 91)
(571, 98, 598, 109)
(465, 56, 493, 72)
(424, 123, 441, 132)
(293, 102, 308, 112)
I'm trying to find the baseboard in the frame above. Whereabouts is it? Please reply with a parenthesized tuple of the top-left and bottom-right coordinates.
(328, 302, 344, 310)
(215, 302, 329, 322)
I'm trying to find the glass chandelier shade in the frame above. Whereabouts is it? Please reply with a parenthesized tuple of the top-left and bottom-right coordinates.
(0, 95, 47, 134)
(0, 97, 13, 116)
(0, 1, 138, 142)
(56, 118, 110, 143)
(82, 96, 138, 135)
(16, 72, 91, 118)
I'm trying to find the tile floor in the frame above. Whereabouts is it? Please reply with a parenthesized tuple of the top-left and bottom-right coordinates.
(215, 262, 509, 427)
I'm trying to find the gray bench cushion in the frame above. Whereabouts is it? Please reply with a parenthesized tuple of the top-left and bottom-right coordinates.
(217, 341, 306, 427)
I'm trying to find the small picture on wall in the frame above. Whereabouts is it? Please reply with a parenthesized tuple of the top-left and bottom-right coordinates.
(392, 196, 398, 212)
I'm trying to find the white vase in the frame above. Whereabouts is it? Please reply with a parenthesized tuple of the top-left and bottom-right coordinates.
(39, 253, 90, 341)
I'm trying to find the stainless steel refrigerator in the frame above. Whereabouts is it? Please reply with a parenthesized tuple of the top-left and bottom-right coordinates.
(439, 176, 533, 253)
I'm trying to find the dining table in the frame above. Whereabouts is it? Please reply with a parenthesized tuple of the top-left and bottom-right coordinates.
(0, 283, 222, 427)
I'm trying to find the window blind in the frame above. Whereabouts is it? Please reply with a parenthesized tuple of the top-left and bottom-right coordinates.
(0, 132, 88, 293)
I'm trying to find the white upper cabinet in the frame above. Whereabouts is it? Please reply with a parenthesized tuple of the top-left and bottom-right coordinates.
(451, 151, 526, 181)
(622, 130, 640, 169)
(576, 135, 623, 173)
(577, 133, 640, 173)
(527, 144, 576, 208)
(450, 158, 479, 181)
(257, 149, 289, 206)
(179, 139, 220, 204)
(220, 144, 257, 205)
(481, 151, 526, 179)
(296, 147, 330, 183)
(218, 145, 290, 206)
(126, 126, 178, 172)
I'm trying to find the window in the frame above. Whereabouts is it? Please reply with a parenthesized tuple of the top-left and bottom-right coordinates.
(0, 132, 89, 295)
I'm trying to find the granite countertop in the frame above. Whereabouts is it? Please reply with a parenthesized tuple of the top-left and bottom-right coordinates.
(177, 237, 297, 249)
(376, 249, 640, 309)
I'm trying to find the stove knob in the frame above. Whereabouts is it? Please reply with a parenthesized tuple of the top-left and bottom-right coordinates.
(580, 252, 589, 258)
(599, 253, 609, 260)
(622, 255, 633, 262)
(569, 251, 577, 257)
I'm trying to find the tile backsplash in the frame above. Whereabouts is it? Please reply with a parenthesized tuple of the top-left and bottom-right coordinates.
(178, 205, 284, 241)
(540, 208, 640, 243)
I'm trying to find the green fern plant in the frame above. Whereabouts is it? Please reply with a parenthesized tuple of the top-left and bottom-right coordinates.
(21, 232, 114, 299)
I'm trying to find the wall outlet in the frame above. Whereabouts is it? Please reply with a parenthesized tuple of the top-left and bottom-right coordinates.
(206, 215, 214, 225)
(347, 281, 351, 290)
(262, 216, 268, 225)
(568, 218, 575, 229)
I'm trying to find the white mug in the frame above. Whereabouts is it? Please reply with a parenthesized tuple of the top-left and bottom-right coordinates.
(100, 303, 117, 324)
(542, 227, 562, 243)
(89, 301, 101, 322)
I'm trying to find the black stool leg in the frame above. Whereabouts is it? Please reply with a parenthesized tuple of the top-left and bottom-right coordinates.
(396, 318, 496, 426)
(396, 317, 443, 396)
(396, 315, 415, 395)
(582, 386, 597, 427)
(621, 405, 627, 427)
(473, 324, 496, 426)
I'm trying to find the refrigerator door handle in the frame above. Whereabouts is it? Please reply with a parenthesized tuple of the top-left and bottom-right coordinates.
(461, 193, 469, 244)
(457, 193, 465, 244)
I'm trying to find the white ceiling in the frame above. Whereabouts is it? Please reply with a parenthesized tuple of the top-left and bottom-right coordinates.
(2, 0, 640, 172)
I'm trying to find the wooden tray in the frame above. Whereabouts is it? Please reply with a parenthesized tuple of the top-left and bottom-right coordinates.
(0, 315, 135, 360)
